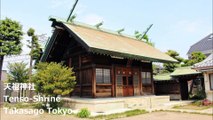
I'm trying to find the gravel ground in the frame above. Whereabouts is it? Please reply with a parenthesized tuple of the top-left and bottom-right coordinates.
(116, 111, 213, 120)
(0, 108, 83, 120)
(1, 108, 212, 120)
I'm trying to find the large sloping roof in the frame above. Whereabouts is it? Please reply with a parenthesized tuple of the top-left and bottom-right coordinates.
(187, 33, 213, 55)
(170, 66, 201, 76)
(154, 73, 173, 81)
(64, 23, 176, 63)
(193, 53, 213, 70)
(42, 18, 177, 63)
(154, 67, 201, 81)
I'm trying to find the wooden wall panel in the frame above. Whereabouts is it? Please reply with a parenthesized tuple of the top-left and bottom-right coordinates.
(116, 75, 123, 97)
(96, 86, 112, 97)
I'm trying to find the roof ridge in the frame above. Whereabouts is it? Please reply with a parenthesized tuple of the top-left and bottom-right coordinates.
(49, 16, 147, 43)
(190, 33, 213, 47)
(187, 33, 213, 54)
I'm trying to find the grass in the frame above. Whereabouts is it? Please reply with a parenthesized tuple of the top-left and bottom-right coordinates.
(173, 104, 212, 110)
(3, 102, 42, 109)
(3, 103, 148, 119)
(90, 109, 148, 120)
(173, 100, 213, 110)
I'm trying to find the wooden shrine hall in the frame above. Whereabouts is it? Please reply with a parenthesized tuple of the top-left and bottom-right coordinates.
(41, 17, 177, 98)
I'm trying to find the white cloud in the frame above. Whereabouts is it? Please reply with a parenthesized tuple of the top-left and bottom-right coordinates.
(50, 0, 66, 9)
(78, 14, 105, 25)
(50, 0, 77, 9)
(49, 0, 105, 25)
(174, 20, 202, 33)
(75, 4, 87, 14)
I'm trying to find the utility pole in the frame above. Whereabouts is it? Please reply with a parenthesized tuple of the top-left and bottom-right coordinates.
(67, 0, 79, 22)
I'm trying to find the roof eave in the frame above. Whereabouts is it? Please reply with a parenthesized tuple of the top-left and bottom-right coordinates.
(89, 47, 177, 63)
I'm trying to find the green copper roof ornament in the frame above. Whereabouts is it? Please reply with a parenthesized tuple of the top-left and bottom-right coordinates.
(95, 22, 103, 29)
(69, 14, 77, 23)
(117, 28, 125, 34)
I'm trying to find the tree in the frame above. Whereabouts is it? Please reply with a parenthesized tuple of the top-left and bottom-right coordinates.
(7, 62, 29, 97)
(27, 28, 42, 76)
(0, 18, 23, 81)
(163, 50, 183, 72)
(33, 62, 76, 108)
(183, 52, 206, 66)
(134, 31, 155, 46)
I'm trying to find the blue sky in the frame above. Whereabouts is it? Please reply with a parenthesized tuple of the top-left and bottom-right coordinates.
(1, 0, 212, 60)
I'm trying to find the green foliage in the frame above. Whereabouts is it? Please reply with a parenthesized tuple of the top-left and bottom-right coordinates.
(4, 102, 41, 109)
(190, 89, 206, 100)
(33, 62, 76, 96)
(152, 64, 158, 74)
(183, 52, 206, 66)
(69, 14, 77, 22)
(166, 50, 183, 62)
(48, 100, 64, 109)
(27, 28, 42, 61)
(0, 18, 23, 56)
(7, 62, 29, 83)
(163, 50, 183, 72)
(33, 102, 44, 109)
(124, 109, 147, 117)
(153, 64, 163, 74)
(192, 100, 202, 106)
(91, 109, 147, 120)
(191, 52, 206, 63)
(134, 31, 155, 46)
(77, 108, 90, 118)
(163, 63, 177, 73)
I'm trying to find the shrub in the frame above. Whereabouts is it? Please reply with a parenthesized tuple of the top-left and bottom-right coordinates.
(190, 89, 206, 100)
(33, 62, 76, 109)
(77, 108, 90, 118)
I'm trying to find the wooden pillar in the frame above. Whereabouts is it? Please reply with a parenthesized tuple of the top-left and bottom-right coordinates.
(180, 79, 189, 100)
(151, 71, 155, 94)
(92, 66, 96, 98)
(139, 68, 143, 95)
(151, 62, 155, 94)
(79, 55, 82, 97)
(111, 65, 115, 97)
(68, 58, 72, 68)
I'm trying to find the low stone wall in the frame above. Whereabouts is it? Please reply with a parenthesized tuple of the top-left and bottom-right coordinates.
(206, 91, 213, 101)
(63, 96, 170, 112)
(63, 98, 124, 112)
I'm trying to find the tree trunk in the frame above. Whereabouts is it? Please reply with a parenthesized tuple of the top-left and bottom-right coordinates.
(0, 55, 4, 106)
(0, 55, 4, 81)
(28, 41, 33, 102)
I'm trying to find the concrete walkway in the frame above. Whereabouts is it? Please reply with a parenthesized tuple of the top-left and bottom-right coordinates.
(162, 100, 213, 115)
(166, 107, 213, 115)
(89, 100, 213, 116)
(115, 111, 213, 120)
